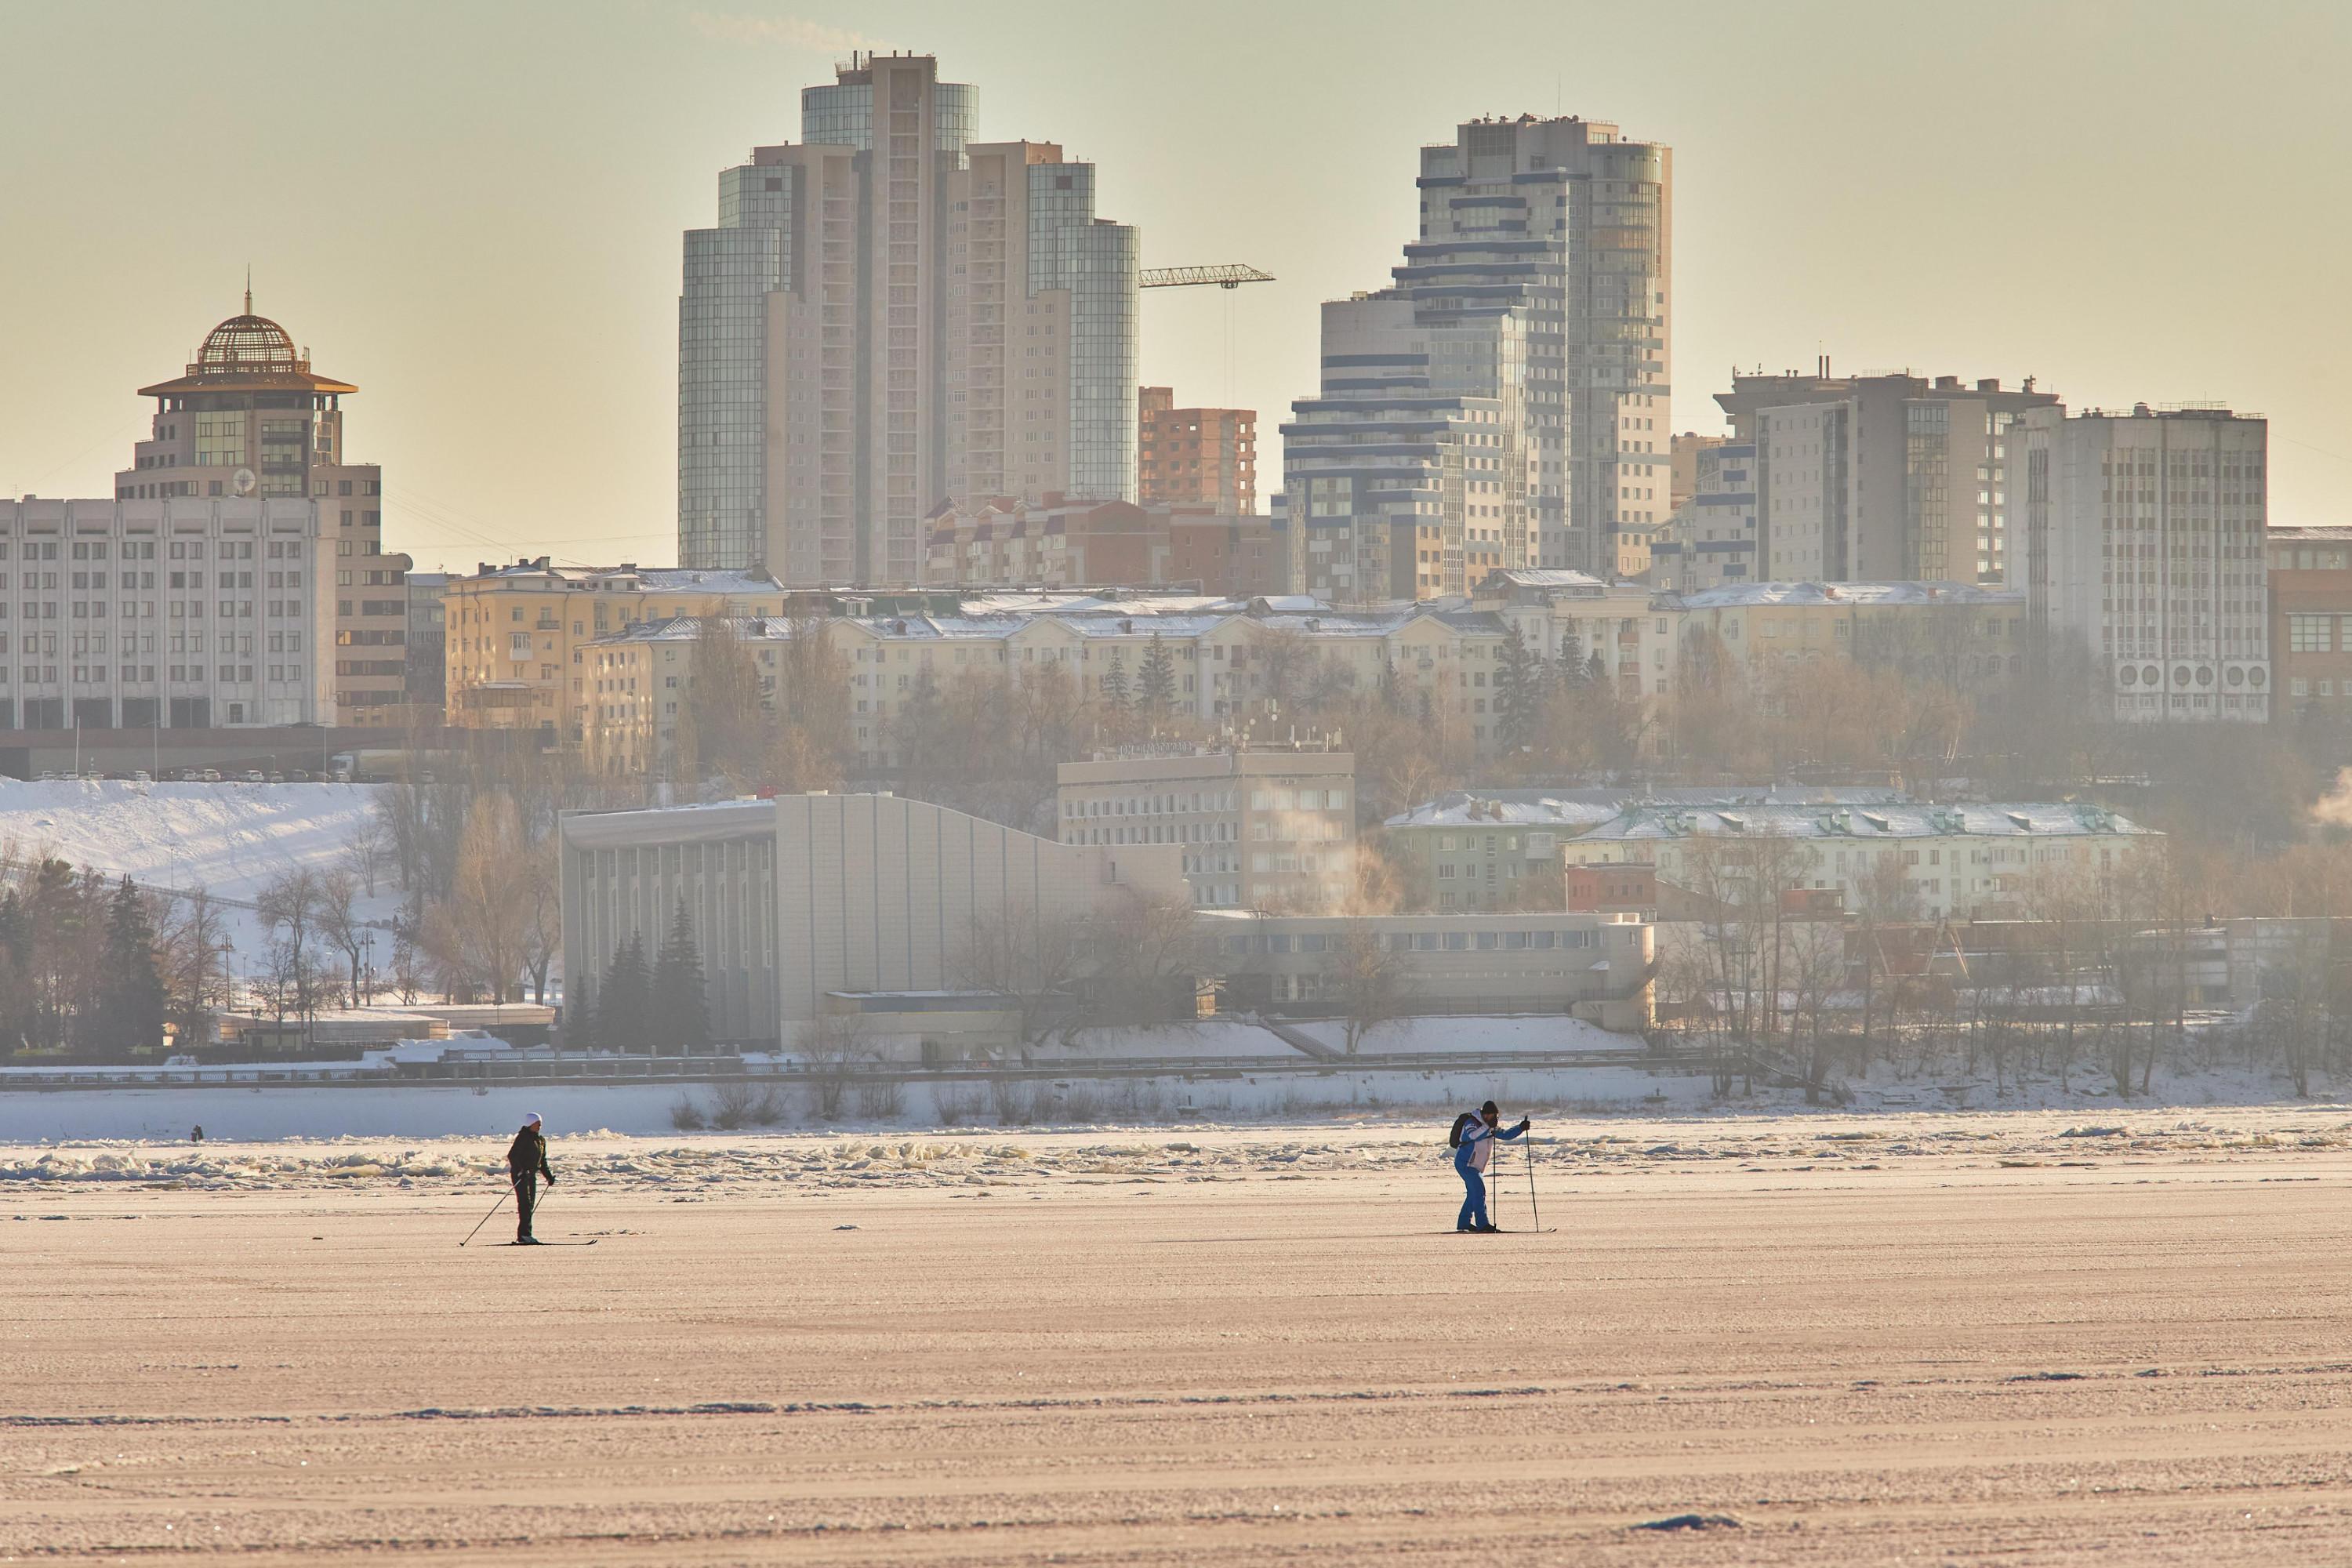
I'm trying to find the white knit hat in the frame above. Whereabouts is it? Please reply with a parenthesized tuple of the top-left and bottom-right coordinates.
(524, 1112, 543, 1127)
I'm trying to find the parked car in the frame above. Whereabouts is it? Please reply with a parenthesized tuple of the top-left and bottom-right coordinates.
(241, 770, 265, 783)
(131, 771, 152, 783)
(198, 768, 223, 783)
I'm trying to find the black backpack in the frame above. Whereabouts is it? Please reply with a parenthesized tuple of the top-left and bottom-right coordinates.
(1447, 1111, 1476, 1149)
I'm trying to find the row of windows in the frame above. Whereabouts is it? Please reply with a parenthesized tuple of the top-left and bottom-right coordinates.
(1223, 928, 1608, 956)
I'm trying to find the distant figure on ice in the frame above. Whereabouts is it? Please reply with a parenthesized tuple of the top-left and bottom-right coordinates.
(506, 1112, 555, 1246)
(191, 1125, 204, 1143)
(1449, 1100, 1529, 1233)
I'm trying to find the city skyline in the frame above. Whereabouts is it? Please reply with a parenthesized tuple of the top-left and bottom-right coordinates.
(2, 0, 2347, 573)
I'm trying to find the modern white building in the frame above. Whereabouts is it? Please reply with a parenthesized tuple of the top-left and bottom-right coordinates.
(678, 52, 1138, 583)
(1405, 114, 1672, 575)
(0, 497, 332, 730)
(559, 792, 1188, 1040)
(2014, 402, 2270, 722)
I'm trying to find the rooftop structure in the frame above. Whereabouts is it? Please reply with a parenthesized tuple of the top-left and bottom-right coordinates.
(117, 292, 409, 725)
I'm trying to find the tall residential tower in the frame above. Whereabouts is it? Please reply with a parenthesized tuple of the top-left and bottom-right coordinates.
(2017, 402, 2270, 722)
(1403, 114, 1671, 576)
(679, 53, 1138, 586)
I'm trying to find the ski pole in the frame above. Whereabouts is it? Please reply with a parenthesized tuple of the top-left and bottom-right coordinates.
(459, 1185, 510, 1248)
(1491, 1131, 1504, 1232)
(1526, 1128, 1541, 1234)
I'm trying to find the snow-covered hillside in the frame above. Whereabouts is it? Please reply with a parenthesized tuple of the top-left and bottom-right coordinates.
(0, 779, 397, 962)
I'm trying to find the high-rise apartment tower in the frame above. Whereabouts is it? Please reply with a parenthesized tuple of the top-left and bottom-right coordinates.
(2016, 402, 2270, 722)
(1403, 115, 1671, 576)
(679, 53, 1138, 585)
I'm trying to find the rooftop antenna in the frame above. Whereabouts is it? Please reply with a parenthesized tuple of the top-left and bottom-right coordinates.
(244, 265, 252, 316)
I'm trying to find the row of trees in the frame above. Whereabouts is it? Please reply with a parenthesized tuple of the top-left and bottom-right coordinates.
(569, 900, 709, 1052)
(0, 858, 195, 1058)
(1648, 826, 2352, 1102)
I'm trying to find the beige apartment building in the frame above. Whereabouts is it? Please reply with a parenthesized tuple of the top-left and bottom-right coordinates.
(559, 575, 2048, 779)
(678, 53, 1138, 584)
(1658, 579, 2027, 688)
(578, 614, 812, 775)
(119, 294, 412, 724)
(1563, 800, 2158, 921)
(442, 561, 784, 735)
(1057, 746, 1356, 910)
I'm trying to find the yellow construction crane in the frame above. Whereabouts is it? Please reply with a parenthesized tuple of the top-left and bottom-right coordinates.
(1139, 264, 1274, 290)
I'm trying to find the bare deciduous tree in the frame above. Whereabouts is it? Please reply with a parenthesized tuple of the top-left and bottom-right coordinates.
(1326, 923, 1406, 1055)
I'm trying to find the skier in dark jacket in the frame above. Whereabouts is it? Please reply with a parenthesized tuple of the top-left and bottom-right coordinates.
(506, 1112, 554, 1245)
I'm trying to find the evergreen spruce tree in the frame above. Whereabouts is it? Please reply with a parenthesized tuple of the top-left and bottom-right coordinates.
(0, 889, 27, 1058)
(1555, 623, 1587, 688)
(652, 898, 710, 1054)
(97, 876, 166, 1058)
(1377, 653, 1404, 714)
(599, 934, 652, 1053)
(1137, 633, 1178, 715)
(564, 986, 597, 1051)
(1495, 624, 1540, 753)
(1100, 649, 1131, 713)
(1586, 647, 1610, 688)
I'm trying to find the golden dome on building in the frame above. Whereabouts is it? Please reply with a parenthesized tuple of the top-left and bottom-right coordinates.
(195, 310, 303, 375)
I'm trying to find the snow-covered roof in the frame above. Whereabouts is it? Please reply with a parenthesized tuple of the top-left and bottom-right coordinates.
(1385, 785, 1910, 831)
(1475, 568, 1643, 595)
(633, 568, 783, 595)
(954, 590, 1244, 616)
(464, 563, 782, 595)
(588, 615, 800, 645)
(1579, 800, 2154, 842)
(1661, 580, 2026, 610)
(1385, 792, 1622, 831)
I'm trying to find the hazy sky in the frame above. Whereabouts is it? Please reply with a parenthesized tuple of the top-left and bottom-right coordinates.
(2, 1, 2346, 572)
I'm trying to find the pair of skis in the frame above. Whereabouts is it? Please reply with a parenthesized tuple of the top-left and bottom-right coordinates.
(458, 1185, 597, 1247)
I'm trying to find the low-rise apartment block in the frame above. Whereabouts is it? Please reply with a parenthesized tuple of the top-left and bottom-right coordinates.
(1658, 579, 2026, 686)
(1563, 800, 2158, 920)
(443, 559, 784, 735)
(1057, 746, 1356, 910)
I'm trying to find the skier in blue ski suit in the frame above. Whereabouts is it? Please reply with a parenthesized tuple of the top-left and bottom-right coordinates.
(1454, 1100, 1529, 1232)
